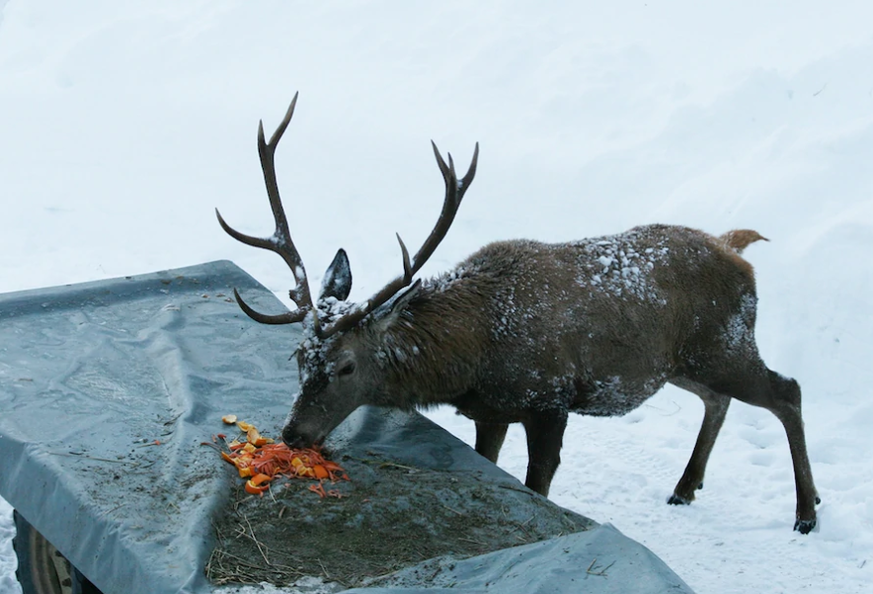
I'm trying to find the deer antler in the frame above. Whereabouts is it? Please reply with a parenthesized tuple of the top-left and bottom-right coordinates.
(217, 94, 478, 338)
(318, 141, 479, 338)
(215, 92, 317, 327)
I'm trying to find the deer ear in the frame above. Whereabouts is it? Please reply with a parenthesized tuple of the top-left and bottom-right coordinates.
(319, 248, 352, 301)
(389, 279, 422, 316)
(374, 279, 422, 332)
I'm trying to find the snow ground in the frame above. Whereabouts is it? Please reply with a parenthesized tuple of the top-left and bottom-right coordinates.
(1, 1, 872, 592)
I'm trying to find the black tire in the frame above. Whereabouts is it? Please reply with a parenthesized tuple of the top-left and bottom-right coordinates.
(12, 511, 103, 594)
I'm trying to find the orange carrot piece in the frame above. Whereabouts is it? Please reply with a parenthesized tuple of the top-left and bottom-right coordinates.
(308, 483, 327, 498)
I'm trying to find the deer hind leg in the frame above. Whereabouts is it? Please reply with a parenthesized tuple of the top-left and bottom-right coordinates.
(676, 363, 819, 533)
(667, 379, 731, 505)
(474, 421, 509, 463)
(761, 369, 820, 533)
(522, 410, 568, 497)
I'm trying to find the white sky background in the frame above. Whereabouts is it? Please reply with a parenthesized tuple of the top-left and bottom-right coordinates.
(2, 1, 873, 593)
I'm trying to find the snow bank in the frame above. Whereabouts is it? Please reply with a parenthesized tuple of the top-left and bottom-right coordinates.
(1, 1, 871, 593)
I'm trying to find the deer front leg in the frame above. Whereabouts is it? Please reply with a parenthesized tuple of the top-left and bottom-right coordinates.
(522, 410, 568, 497)
(474, 421, 509, 463)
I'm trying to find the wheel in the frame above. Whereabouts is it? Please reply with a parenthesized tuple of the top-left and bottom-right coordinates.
(12, 511, 103, 594)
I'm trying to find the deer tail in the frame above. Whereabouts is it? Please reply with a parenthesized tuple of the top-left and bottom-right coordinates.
(719, 229, 769, 255)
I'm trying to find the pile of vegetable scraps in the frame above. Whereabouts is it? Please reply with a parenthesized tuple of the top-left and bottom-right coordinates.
(215, 415, 349, 498)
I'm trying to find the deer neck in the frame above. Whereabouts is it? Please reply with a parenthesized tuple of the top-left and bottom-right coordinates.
(367, 274, 486, 408)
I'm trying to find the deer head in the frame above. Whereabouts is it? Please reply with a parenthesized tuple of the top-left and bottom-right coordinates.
(216, 93, 478, 447)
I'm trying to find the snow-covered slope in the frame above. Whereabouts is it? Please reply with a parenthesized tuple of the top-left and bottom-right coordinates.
(2, 1, 871, 592)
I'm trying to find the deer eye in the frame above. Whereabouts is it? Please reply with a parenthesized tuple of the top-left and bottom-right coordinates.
(337, 361, 356, 377)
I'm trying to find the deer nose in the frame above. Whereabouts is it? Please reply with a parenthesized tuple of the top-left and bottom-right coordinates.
(282, 425, 307, 449)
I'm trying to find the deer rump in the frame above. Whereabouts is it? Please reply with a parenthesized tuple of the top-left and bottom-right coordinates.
(218, 95, 819, 534)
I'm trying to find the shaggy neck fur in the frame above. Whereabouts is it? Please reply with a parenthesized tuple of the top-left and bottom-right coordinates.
(362, 270, 491, 408)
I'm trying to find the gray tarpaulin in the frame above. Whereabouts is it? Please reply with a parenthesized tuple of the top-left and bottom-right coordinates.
(343, 523, 691, 594)
(0, 261, 694, 593)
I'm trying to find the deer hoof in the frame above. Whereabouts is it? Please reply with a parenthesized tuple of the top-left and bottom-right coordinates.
(794, 518, 817, 534)
(667, 493, 691, 506)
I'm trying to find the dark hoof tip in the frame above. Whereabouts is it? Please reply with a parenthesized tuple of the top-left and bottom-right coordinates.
(794, 518, 817, 534)
(667, 494, 691, 506)
(697, 482, 704, 490)
(815, 496, 822, 505)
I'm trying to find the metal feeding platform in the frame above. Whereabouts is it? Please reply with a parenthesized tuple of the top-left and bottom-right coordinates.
(0, 261, 693, 594)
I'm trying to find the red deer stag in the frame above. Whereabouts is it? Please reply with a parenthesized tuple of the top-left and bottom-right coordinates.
(217, 94, 819, 533)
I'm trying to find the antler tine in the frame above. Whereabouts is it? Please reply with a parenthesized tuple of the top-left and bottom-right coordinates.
(317, 142, 479, 339)
(409, 141, 479, 272)
(217, 93, 316, 325)
(232, 288, 307, 325)
(397, 232, 413, 282)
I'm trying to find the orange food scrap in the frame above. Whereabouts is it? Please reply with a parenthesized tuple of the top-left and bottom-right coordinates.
(244, 472, 272, 495)
(246, 427, 274, 447)
(251, 472, 271, 485)
(245, 481, 268, 495)
(222, 415, 238, 425)
(217, 419, 348, 497)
